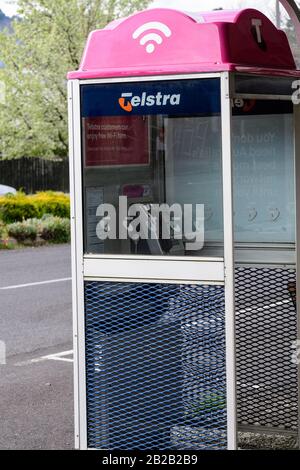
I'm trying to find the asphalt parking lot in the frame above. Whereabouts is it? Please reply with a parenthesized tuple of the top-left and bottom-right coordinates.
(0, 245, 73, 450)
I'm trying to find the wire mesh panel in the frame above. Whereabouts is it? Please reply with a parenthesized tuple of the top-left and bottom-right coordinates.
(84, 282, 227, 450)
(235, 266, 299, 433)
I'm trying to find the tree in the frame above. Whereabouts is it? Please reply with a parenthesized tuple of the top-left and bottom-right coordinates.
(265, 1, 300, 68)
(0, 9, 13, 32)
(283, 16, 300, 68)
(0, 0, 150, 160)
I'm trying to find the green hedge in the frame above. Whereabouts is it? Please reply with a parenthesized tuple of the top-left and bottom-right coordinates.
(0, 220, 7, 239)
(39, 215, 70, 244)
(7, 220, 38, 243)
(7, 216, 70, 244)
(0, 191, 70, 224)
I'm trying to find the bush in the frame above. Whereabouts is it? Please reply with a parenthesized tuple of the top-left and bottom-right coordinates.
(7, 216, 70, 245)
(0, 193, 38, 223)
(7, 220, 38, 243)
(39, 216, 70, 244)
(31, 192, 70, 219)
(0, 220, 6, 239)
(0, 191, 70, 223)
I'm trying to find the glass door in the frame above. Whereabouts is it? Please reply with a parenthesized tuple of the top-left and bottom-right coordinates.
(71, 75, 236, 450)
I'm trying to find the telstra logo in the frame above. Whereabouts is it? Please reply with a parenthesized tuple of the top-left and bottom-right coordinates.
(118, 91, 181, 112)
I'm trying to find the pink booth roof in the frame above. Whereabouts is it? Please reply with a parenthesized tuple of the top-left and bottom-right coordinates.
(68, 8, 300, 80)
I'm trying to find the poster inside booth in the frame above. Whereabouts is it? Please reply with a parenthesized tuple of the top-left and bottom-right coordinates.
(83, 116, 149, 167)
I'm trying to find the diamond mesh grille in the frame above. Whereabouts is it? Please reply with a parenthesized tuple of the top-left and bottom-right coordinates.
(235, 266, 299, 432)
(84, 282, 227, 450)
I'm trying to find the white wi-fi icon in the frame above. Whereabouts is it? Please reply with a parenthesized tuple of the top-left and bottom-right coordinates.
(132, 21, 172, 54)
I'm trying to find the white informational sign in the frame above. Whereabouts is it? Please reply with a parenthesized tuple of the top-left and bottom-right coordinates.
(165, 112, 295, 244)
(233, 113, 294, 243)
(86, 187, 104, 254)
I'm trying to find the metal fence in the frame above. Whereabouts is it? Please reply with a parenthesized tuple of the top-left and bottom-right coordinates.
(0, 157, 69, 194)
(83, 270, 299, 449)
(235, 265, 299, 435)
(84, 281, 227, 450)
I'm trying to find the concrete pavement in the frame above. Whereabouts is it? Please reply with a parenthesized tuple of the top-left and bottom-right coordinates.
(0, 245, 73, 449)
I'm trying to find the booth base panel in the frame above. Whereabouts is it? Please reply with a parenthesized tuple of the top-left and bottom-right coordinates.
(84, 281, 227, 451)
(235, 266, 299, 439)
(82, 266, 299, 450)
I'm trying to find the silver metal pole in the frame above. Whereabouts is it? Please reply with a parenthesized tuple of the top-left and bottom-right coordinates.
(69, 79, 88, 450)
(221, 72, 237, 451)
(293, 102, 300, 450)
(68, 80, 80, 451)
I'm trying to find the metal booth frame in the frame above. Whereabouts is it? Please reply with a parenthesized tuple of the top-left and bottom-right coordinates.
(68, 69, 300, 450)
(68, 4, 300, 450)
(69, 71, 236, 450)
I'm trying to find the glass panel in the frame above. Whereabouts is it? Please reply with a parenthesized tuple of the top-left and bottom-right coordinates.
(232, 98, 297, 445)
(81, 79, 223, 257)
(232, 100, 294, 244)
(235, 75, 296, 97)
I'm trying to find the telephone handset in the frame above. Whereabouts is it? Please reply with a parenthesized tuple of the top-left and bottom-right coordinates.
(133, 204, 185, 256)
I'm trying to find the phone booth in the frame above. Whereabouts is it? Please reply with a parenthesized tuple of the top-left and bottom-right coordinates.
(68, 7, 300, 450)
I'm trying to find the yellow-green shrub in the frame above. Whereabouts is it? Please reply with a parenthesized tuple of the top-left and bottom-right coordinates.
(0, 192, 37, 223)
(30, 192, 70, 219)
(0, 191, 70, 223)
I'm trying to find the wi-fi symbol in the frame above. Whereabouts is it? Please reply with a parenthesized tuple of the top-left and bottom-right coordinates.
(132, 21, 172, 54)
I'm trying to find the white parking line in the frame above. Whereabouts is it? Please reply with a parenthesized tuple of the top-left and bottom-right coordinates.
(46, 350, 74, 363)
(15, 350, 74, 366)
(0, 277, 72, 290)
(236, 298, 292, 315)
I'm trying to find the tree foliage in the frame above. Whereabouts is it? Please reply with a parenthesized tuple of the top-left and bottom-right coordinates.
(283, 17, 300, 68)
(0, 0, 150, 159)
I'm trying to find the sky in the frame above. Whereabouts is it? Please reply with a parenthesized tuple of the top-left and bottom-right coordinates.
(0, 0, 277, 17)
(0, 0, 17, 17)
(150, 0, 287, 20)
(0, 0, 291, 22)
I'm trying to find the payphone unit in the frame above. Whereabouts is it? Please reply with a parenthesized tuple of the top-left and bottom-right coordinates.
(68, 7, 300, 450)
